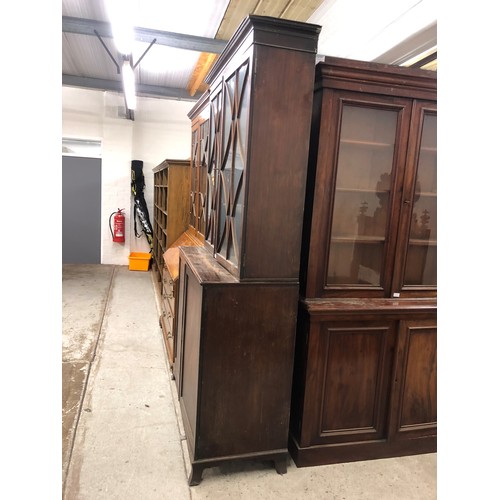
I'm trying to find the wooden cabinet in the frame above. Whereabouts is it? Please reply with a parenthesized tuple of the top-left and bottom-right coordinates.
(187, 91, 210, 241)
(290, 299, 436, 466)
(152, 159, 191, 364)
(290, 57, 437, 466)
(174, 15, 321, 484)
(160, 230, 202, 368)
(152, 159, 191, 283)
(204, 15, 321, 282)
(300, 58, 437, 299)
(175, 246, 298, 485)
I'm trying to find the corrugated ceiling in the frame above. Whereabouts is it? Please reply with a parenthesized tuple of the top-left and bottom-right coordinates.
(62, 0, 436, 109)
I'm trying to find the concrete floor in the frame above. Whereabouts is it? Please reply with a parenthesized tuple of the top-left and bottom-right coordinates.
(62, 264, 437, 500)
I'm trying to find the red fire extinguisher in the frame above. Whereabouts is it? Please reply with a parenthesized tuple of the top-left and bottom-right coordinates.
(109, 209, 125, 243)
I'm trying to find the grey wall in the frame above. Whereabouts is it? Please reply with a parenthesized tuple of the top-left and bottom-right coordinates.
(62, 156, 102, 263)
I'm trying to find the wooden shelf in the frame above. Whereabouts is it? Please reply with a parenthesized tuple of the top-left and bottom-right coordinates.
(332, 235, 385, 243)
(409, 239, 437, 246)
(336, 187, 390, 195)
(341, 139, 394, 148)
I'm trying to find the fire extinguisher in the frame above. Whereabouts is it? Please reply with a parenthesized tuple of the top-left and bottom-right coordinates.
(109, 209, 125, 243)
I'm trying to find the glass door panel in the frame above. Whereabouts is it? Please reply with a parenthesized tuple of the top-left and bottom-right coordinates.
(217, 74, 235, 259)
(327, 104, 398, 286)
(215, 59, 250, 269)
(199, 119, 209, 235)
(230, 61, 250, 264)
(190, 129, 198, 228)
(206, 88, 222, 246)
(403, 112, 437, 286)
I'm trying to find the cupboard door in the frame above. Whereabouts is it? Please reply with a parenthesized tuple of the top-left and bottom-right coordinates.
(301, 320, 397, 446)
(328, 104, 398, 289)
(393, 101, 437, 296)
(214, 58, 251, 273)
(307, 92, 412, 298)
(389, 318, 437, 439)
(177, 264, 202, 449)
(206, 82, 223, 248)
(198, 118, 210, 236)
(190, 127, 199, 229)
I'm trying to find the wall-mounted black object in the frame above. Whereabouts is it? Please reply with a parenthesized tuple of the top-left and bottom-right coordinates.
(131, 160, 154, 252)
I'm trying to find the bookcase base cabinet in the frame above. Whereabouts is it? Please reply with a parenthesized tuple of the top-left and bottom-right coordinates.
(289, 299, 437, 467)
(176, 247, 298, 485)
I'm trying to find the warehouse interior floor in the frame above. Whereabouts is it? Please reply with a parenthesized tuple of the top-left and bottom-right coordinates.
(62, 264, 437, 499)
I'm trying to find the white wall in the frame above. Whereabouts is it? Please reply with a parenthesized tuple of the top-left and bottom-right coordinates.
(62, 87, 193, 265)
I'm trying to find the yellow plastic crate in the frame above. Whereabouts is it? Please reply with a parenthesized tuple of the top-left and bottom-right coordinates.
(128, 252, 151, 271)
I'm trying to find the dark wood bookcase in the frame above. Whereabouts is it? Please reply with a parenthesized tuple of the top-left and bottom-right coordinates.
(203, 15, 321, 282)
(187, 91, 210, 242)
(152, 159, 191, 363)
(152, 159, 191, 282)
(174, 15, 321, 485)
(289, 57, 437, 467)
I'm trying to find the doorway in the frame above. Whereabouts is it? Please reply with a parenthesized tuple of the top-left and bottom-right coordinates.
(62, 156, 102, 263)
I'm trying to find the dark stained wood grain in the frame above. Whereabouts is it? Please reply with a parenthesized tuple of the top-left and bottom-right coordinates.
(204, 15, 320, 282)
(152, 160, 191, 368)
(176, 245, 298, 483)
(175, 17, 322, 482)
(291, 56, 437, 467)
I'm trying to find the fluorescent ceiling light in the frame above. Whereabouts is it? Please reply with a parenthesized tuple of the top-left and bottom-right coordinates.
(105, 0, 138, 111)
(134, 44, 200, 74)
(401, 45, 437, 67)
(106, 0, 136, 55)
(122, 60, 136, 110)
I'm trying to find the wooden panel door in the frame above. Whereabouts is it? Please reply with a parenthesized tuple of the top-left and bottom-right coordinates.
(389, 318, 437, 439)
(176, 262, 202, 449)
(299, 319, 397, 447)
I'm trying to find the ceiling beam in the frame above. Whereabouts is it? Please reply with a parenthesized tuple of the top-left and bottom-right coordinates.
(62, 16, 227, 54)
(187, 53, 218, 96)
(62, 74, 202, 102)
